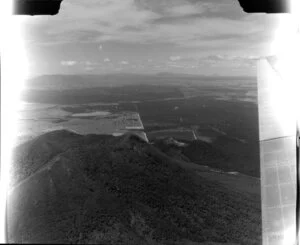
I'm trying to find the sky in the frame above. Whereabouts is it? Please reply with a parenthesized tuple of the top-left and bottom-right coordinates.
(19, 0, 284, 76)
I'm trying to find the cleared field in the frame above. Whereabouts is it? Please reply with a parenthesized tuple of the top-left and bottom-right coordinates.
(71, 111, 111, 117)
(113, 112, 144, 130)
(147, 130, 195, 141)
(17, 105, 146, 145)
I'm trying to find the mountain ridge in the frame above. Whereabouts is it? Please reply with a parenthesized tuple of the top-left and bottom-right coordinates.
(8, 130, 261, 244)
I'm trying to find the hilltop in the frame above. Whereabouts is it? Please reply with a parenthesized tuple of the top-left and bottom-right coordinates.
(8, 130, 261, 244)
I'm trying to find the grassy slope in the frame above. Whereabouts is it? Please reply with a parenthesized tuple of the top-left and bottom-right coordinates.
(8, 131, 261, 244)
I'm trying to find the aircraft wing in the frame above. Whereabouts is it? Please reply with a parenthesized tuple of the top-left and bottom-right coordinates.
(257, 57, 297, 244)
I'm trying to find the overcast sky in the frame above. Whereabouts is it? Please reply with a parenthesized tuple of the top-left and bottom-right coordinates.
(20, 0, 283, 76)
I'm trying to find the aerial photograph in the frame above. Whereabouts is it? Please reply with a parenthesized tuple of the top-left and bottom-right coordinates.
(7, 0, 285, 244)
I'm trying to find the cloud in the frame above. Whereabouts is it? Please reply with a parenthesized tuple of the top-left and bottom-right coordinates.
(200, 54, 259, 67)
(169, 56, 181, 61)
(204, 54, 260, 62)
(84, 66, 95, 71)
(78, 60, 99, 66)
(22, 0, 276, 50)
(21, 0, 276, 58)
(60, 60, 77, 66)
(84, 61, 94, 65)
(22, 0, 277, 76)
(167, 4, 202, 17)
(120, 60, 129, 65)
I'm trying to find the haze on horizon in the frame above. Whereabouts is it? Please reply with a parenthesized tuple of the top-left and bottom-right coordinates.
(19, 0, 284, 77)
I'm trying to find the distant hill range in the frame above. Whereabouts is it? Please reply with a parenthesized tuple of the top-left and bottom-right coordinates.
(25, 73, 256, 91)
(8, 130, 261, 244)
